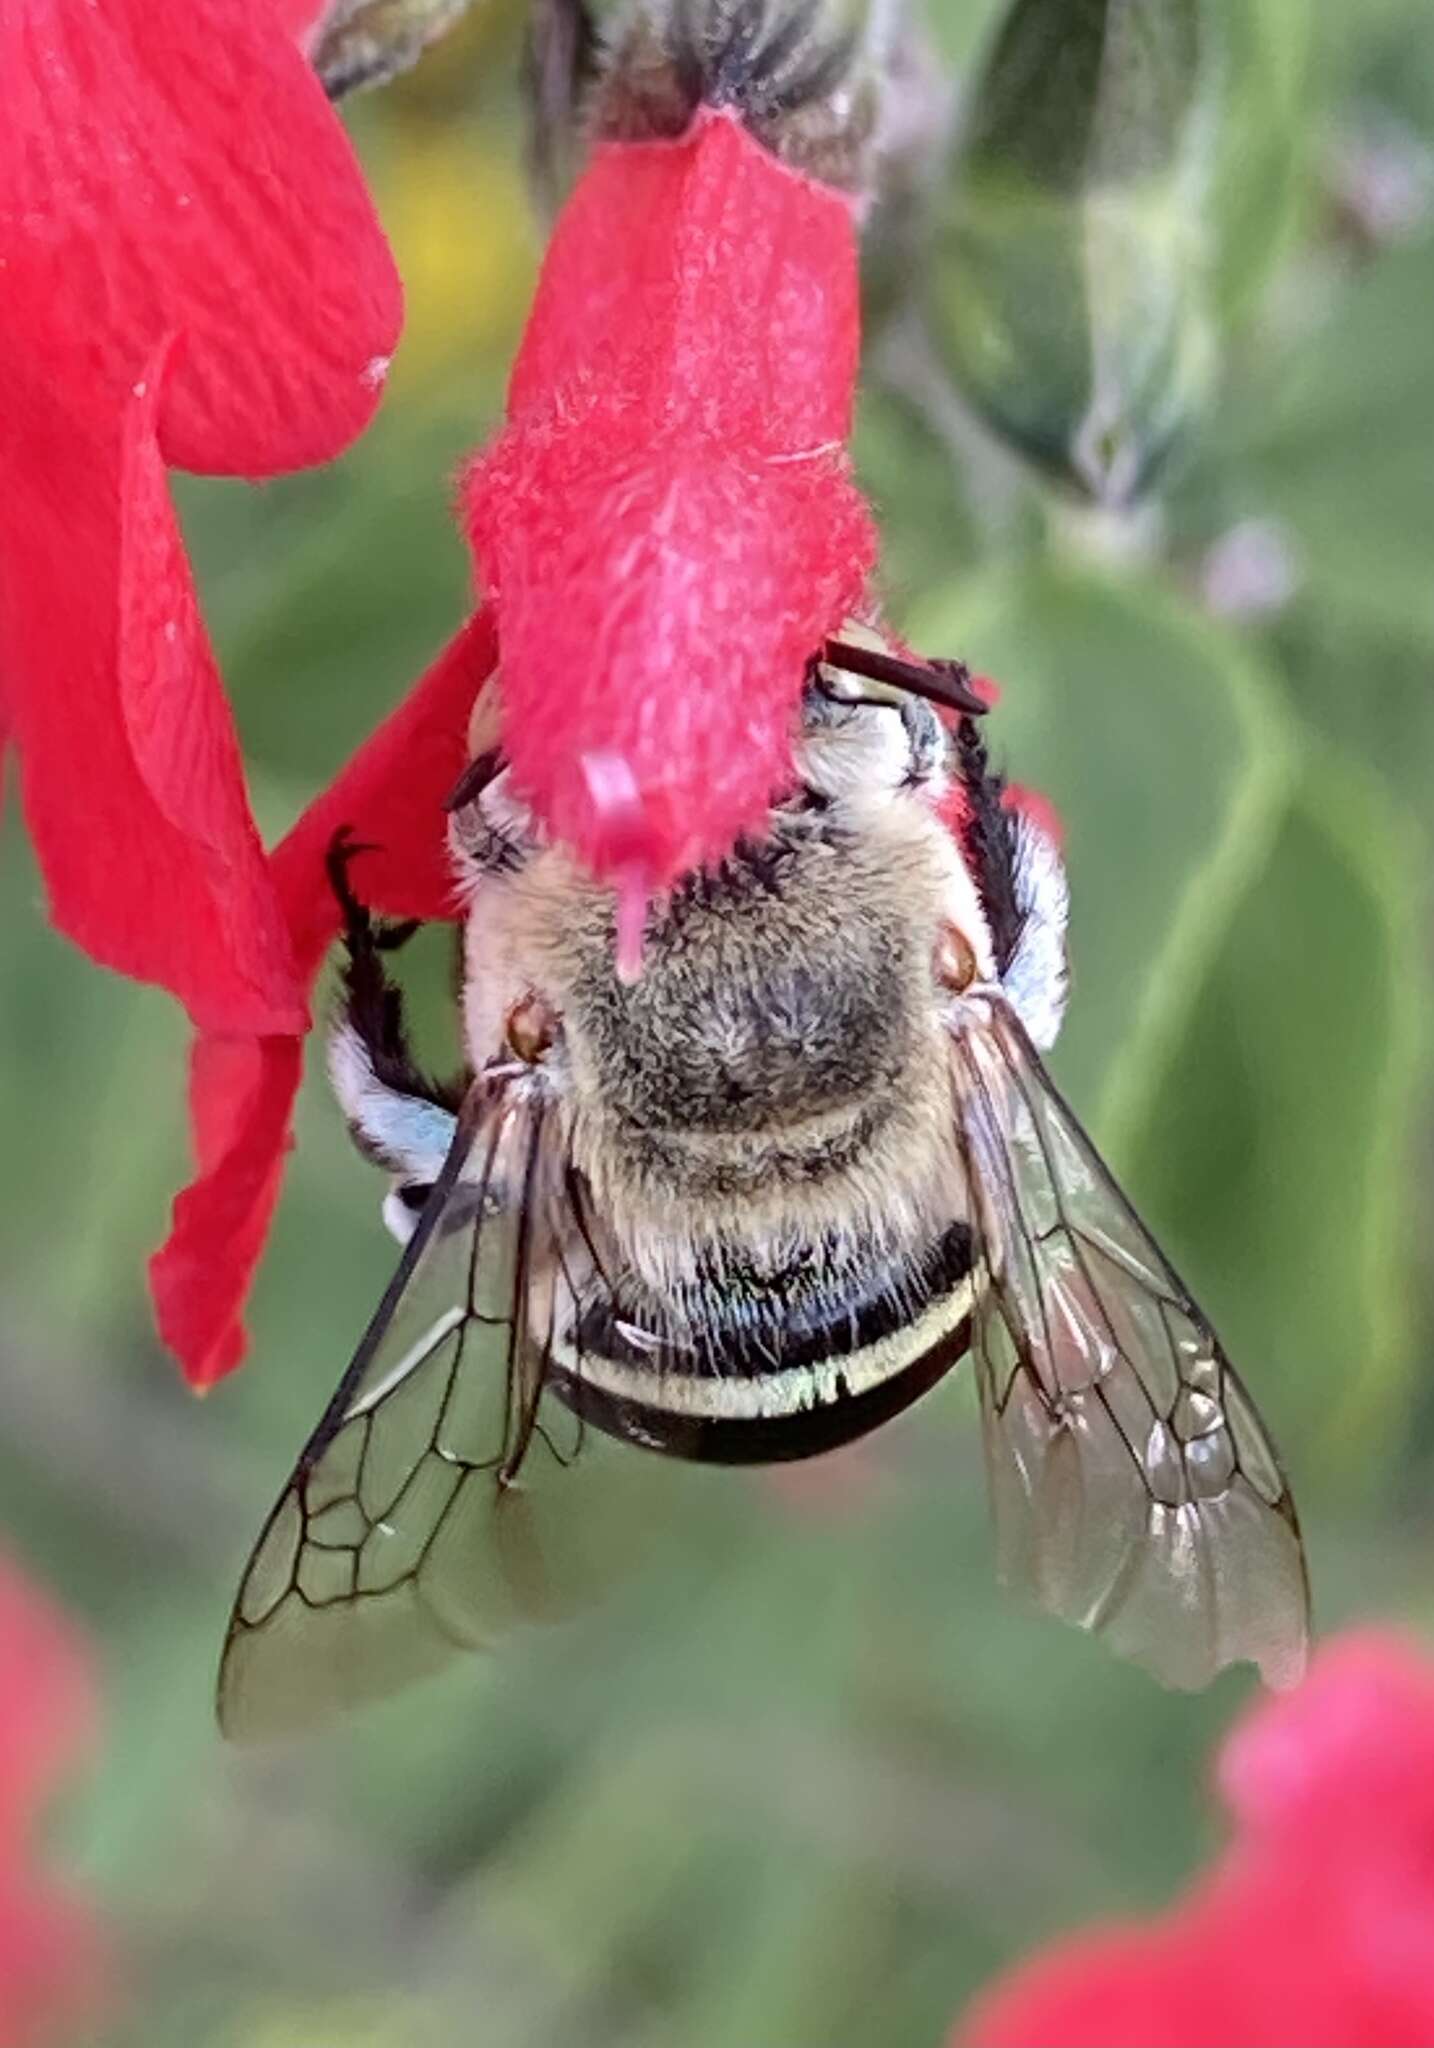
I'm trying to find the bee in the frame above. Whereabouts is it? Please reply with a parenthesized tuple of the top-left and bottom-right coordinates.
(217, 634, 1309, 1737)
(592, 0, 884, 193)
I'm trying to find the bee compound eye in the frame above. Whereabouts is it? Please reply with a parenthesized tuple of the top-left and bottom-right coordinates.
(934, 922, 978, 994)
(504, 992, 559, 1064)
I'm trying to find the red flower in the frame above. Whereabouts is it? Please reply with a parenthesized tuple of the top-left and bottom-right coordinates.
(0, 0, 401, 1033)
(151, 99, 875, 1383)
(464, 104, 876, 915)
(0, 1554, 106, 2047)
(957, 1633, 1434, 2048)
(151, 613, 498, 1386)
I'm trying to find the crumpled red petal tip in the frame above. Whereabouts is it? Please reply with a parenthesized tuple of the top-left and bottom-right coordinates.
(151, 614, 499, 1388)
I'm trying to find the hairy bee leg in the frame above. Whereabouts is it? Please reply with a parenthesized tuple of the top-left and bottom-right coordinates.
(324, 829, 465, 1201)
(945, 725, 1070, 1051)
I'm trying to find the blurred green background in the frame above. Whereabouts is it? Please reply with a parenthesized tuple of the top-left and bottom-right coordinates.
(4, 0, 1434, 2040)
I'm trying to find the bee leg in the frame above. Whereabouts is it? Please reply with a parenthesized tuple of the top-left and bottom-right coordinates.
(324, 828, 465, 1190)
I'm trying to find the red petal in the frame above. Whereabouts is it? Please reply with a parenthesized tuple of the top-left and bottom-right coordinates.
(0, 1557, 107, 2047)
(464, 109, 875, 886)
(0, 353, 304, 1035)
(958, 1916, 1208, 2048)
(0, 0, 401, 475)
(151, 614, 497, 1386)
(0, 1875, 107, 2048)
(958, 1635, 1434, 2048)
(0, 1555, 95, 1850)
(275, 0, 332, 42)
(150, 1035, 303, 1389)
(1001, 784, 1065, 851)
(1220, 1632, 1434, 1853)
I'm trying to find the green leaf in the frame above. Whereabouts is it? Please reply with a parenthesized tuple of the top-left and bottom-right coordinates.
(176, 408, 481, 795)
(852, 384, 987, 611)
(1207, 238, 1434, 643)
(926, 0, 1309, 497)
(1205, 0, 1312, 320)
(1124, 741, 1426, 1478)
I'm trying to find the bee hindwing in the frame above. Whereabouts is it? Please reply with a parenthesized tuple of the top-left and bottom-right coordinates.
(948, 995, 1310, 1692)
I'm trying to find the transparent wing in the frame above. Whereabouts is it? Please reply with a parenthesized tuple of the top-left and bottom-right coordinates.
(218, 1074, 591, 1741)
(948, 994, 1309, 1691)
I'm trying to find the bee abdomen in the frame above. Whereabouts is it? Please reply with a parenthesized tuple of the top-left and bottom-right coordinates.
(550, 1221, 977, 1463)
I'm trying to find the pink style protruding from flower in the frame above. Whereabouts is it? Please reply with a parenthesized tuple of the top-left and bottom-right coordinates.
(958, 1632, 1434, 2048)
(0, 1554, 106, 2048)
(0, 0, 401, 1033)
(464, 106, 877, 896)
(152, 614, 499, 1387)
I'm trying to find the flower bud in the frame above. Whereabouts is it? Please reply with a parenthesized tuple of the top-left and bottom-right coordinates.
(927, 0, 1300, 502)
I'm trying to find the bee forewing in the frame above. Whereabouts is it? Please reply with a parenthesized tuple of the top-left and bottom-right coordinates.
(218, 1080, 590, 1741)
(948, 996, 1309, 1692)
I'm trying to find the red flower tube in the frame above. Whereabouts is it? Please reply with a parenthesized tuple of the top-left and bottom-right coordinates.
(465, 108, 880, 909)
(465, 105, 877, 911)
(957, 1633, 1434, 2048)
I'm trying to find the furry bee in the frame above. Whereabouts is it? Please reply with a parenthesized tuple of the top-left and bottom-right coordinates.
(217, 636, 1309, 1737)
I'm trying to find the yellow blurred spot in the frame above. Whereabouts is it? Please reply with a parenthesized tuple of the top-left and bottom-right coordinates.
(378, 126, 541, 401)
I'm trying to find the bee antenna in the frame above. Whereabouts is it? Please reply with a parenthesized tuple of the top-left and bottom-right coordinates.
(444, 747, 506, 813)
(326, 826, 378, 934)
(822, 639, 989, 718)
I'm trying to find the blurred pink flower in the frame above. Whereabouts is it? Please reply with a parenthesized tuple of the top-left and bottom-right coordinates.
(957, 1632, 1434, 2048)
(0, 1554, 105, 2047)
